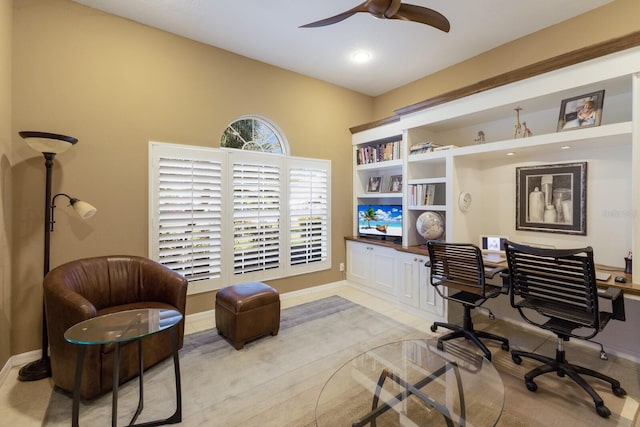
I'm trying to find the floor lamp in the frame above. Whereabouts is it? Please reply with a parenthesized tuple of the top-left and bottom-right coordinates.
(18, 131, 97, 382)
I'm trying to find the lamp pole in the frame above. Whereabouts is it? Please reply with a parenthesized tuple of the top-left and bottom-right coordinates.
(18, 131, 96, 382)
(18, 152, 55, 381)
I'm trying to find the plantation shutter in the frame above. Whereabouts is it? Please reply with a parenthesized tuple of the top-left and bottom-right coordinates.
(150, 144, 225, 294)
(230, 152, 284, 280)
(288, 158, 331, 273)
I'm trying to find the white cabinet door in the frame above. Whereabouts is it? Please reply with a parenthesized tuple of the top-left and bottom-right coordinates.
(346, 240, 371, 284)
(346, 240, 396, 296)
(396, 252, 422, 307)
(396, 251, 445, 317)
(419, 262, 445, 317)
(370, 245, 397, 295)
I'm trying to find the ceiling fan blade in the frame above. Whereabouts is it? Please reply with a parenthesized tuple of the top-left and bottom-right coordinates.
(299, 2, 371, 28)
(299, 11, 359, 28)
(391, 4, 450, 32)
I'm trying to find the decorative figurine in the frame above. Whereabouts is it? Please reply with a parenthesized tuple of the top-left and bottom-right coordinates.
(474, 130, 486, 144)
(513, 107, 523, 139)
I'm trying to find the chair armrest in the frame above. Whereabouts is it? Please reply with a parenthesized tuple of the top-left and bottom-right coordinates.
(484, 266, 506, 279)
(598, 287, 626, 321)
(424, 258, 431, 268)
(499, 270, 512, 294)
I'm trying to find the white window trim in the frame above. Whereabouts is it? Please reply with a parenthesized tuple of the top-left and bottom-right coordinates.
(149, 142, 331, 295)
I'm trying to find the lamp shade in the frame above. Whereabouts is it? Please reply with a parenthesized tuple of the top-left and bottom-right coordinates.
(19, 131, 78, 154)
(70, 199, 97, 219)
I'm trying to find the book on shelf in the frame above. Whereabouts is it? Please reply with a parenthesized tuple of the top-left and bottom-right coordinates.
(409, 183, 436, 206)
(432, 144, 459, 151)
(409, 141, 434, 154)
(409, 142, 459, 155)
(424, 184, 435, 205)
(356, 140, 401, 164)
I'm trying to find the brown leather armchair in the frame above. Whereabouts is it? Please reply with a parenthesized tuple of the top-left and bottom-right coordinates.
(43, 255, 188, 400)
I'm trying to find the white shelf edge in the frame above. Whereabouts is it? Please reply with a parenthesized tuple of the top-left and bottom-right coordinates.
(408, 178, 446, 185)
(405, 121, 631, 162)
(408, 205, 447, 211)
(357, 192, 402, 199)
(356, 159, 403, 171)
(453, 121, 632, 157)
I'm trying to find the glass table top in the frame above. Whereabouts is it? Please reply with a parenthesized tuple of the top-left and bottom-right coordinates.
(315, 339, 504, 427)
(64, 308, 183, 345)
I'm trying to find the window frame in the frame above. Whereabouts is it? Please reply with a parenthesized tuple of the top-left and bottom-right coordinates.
(149, 142, 331, 295)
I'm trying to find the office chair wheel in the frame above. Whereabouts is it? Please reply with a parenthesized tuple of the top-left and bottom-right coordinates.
(511, 354, 522, 364)
(430, 324, 438, 333)
(525, 380, 538, 392)
(501, 343, 510, 351)
(596, 404, 611, 418)
(612, 385, 627, 397)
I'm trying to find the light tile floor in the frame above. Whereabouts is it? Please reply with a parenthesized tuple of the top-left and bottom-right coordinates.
(0, 283, 433, 426)
(1, 283, 637, 426)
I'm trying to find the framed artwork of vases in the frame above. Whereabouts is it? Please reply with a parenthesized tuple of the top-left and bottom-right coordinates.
(516, 162, 587, 235)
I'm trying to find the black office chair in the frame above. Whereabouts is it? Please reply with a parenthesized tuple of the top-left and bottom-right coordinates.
(426, 241, 510, 361)
(503, 240, 627, 418)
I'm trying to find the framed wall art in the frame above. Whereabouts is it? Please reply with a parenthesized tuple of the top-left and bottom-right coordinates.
(557, 90, 604, 132)
(516, 162, 587, 235)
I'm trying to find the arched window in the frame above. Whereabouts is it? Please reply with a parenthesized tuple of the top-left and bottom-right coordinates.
(221, 116, 288, 154)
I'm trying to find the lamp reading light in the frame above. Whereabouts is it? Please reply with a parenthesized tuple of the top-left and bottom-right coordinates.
(50, 193, 97, 231)
(18, 131, 96, 382)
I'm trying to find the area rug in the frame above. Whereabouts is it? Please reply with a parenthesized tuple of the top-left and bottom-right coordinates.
(42, 295, 425, 426)
(42, 295, 639, 426)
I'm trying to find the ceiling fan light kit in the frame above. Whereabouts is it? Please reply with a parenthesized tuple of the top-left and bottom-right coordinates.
(300, 0, 450, 32)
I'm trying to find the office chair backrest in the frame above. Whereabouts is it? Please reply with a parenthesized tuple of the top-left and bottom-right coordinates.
(427, 241, 486, 296)
(503, 240, 600, 330)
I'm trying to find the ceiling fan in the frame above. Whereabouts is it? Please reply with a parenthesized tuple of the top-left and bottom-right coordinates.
(300, 0, 450, 32)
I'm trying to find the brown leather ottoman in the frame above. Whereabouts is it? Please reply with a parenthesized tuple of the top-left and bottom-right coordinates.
(215, 282, 280, 350)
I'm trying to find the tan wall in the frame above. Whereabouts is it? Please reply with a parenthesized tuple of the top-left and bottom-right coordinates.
(372, 0, 640, 119)
(0, 0, 12, 367)
(9, 0, 640, 358)
(11, 0, 372, 354)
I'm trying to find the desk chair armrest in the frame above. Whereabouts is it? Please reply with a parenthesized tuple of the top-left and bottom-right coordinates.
(484, 266, 506, 279)
(486, 267, 510, 295)
(598, 287, 626, 321)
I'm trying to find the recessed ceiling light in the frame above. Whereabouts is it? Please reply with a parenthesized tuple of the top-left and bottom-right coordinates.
(351, 50, 372, 64)
(561, 145, 571, 150)
(506, 152, 515, 156)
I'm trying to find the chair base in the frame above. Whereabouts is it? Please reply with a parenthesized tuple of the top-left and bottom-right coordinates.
(431, 321, 509, 361)
(431, 304, 509, 361)
(511, 348, 626, 418)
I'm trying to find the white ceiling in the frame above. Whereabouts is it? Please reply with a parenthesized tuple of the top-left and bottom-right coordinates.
(72, 0, 612, 96)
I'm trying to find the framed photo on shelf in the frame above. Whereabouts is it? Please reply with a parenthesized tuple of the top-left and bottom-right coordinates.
(516, 162, 587, 235)
(388, 175, 402, 193)
(557, 90, 604, 132)
(367, 176, 383, 193)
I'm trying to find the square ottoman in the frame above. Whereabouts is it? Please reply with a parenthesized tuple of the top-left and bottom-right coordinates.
(215, 282, 280, 350)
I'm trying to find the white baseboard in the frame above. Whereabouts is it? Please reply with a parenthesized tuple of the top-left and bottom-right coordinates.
(0, 349, 41, 389)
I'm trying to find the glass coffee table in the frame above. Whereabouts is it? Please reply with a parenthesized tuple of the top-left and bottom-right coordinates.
(315, 339, 504, 427)
(65, 308, 183, 427)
